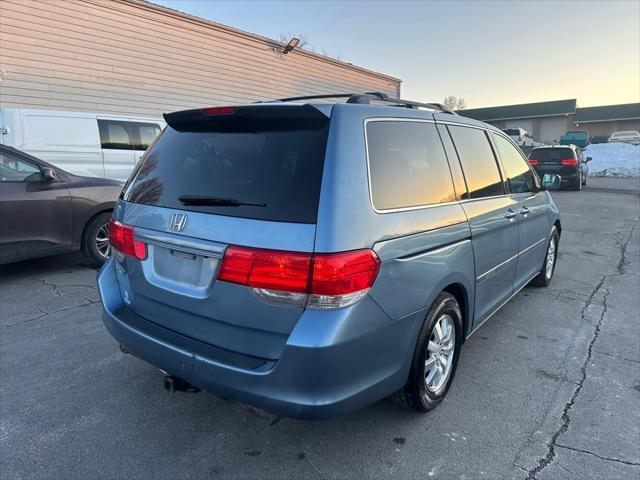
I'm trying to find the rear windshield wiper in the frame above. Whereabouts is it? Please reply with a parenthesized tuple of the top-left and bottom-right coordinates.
(178, 195, 267, 207)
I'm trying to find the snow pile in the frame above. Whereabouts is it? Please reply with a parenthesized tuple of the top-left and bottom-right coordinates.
(584, 143, 640, 177)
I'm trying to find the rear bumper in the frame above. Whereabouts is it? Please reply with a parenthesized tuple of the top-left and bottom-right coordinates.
(98, 259, 421, 419)
(534, 168, 579, 184)
(558, 173, 579, 185)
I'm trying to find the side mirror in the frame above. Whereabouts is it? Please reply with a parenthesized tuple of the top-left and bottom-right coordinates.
(541, 173, 561, 191)
(42, 167, 57, 182)
(585, 156, 592, 162)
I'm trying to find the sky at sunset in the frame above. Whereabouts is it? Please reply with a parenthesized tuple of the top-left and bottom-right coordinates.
(153, 0, 640, 109)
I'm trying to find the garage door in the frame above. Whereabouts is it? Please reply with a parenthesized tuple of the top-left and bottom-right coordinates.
(539, 117, 569, 145)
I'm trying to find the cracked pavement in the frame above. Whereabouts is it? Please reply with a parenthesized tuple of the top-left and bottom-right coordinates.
(1, 177, 638, 480)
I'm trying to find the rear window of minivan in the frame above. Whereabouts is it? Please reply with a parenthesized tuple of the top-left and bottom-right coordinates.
(122, 116, 329, 223)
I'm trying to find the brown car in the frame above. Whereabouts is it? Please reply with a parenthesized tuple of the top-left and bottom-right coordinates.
(0, 145, 122, 265)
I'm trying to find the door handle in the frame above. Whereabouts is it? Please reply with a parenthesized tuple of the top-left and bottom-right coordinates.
(519, 206, 530, 216)
(504, 209, 517, 220)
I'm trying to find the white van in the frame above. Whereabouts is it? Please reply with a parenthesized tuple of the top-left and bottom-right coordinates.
(0, 109, 165, 181)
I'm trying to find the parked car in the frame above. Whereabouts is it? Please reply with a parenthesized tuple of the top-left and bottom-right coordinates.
(608, 130, 640, 144)
(559, 130, 590, 148)
(0, 108, 165, 182)
(0, 145, 122, 265)
(502, 127, 534, 147)
(98, 93, 562, 420)
(590, 135, 609, 144)
(528, 145, 590, 191)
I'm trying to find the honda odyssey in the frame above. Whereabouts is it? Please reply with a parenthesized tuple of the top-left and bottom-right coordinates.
(98, 92, 562, 419)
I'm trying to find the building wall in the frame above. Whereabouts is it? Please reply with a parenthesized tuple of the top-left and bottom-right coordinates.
(487, 115, 573, 144)
(574, 120, 640, 138)
(0, 0, 400, 117)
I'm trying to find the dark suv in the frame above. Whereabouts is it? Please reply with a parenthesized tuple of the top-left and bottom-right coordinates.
(528, 145, 590, 191)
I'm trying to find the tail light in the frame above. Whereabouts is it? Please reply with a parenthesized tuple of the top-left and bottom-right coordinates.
(561, 158, 578, 165)
(202, 106, 236, 115)
(528, 159, 538, 165)
(218, 246, 381, 310)
(109, 220, 147, 260)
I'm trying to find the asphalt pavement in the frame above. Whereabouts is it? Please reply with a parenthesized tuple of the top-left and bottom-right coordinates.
(1, 177, 638, 480)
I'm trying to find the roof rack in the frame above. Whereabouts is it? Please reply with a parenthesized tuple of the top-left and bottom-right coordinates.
(263, 92, 457, 114)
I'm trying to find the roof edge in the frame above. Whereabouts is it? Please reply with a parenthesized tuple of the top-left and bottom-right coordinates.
(460, 99, 576, 113)
(464, 113, 573, 122)
(114, 0, 402, 84)
(575, 116, 640, 124)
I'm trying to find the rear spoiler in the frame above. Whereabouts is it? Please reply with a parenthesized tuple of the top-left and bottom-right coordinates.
(163, 104, 330, 133)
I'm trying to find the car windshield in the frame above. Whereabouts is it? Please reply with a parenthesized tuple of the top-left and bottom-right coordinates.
(564, 132, 587, 138)
(503, 129, 520, 136)
(529, 148, 576, 163)
(612, 131, 638, 136)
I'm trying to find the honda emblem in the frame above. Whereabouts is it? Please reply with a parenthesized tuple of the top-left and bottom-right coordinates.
(169, 213, 188, 232)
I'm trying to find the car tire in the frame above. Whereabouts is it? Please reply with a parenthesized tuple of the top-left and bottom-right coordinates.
(582, 175, 587, 186)
(81, 212, 112, 266)
(530, 226, 559, 287)
(571, 175, 582, 191)
(389, 292, 463, 412)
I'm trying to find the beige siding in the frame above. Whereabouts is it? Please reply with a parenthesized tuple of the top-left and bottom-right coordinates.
(489, 116, 573, 144)
(574, 119, 640, 138)
(0, 0, 400, 116)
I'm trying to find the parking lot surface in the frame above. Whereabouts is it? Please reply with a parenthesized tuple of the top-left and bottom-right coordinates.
(1, 177, 639, 480)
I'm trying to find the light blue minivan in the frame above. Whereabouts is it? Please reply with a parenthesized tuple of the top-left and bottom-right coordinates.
(98, 93, 562, 419)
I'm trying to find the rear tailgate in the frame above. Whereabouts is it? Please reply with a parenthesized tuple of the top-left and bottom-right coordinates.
(112, 104, 330, 361)
(529, 148, 578, 176)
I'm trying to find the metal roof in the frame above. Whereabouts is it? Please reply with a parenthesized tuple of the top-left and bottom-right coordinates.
(458, 99, 576, 121)
(574, 103, 640, 123)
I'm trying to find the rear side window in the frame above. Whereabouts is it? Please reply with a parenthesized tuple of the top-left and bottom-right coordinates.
(123, 119, 329, 224)
(448, 126, 504, 198)
(98, 120, 161, 150)
(366, 121, 456, 210)
(98, 120, 133, 150)
(493, 134, 536, 194)
(135, 123, 162, 150)
(529, 148, 576, 163)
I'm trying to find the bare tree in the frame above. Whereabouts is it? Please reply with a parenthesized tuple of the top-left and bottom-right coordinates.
(275, 33, 343, 60)
(276, 33, 313, 51)
(443, 96, 467, 111)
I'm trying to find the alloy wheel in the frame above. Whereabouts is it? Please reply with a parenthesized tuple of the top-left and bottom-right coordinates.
(424, 314, 456, 393)
(95, 222, 111, 258)
(545, 236, 556, 279)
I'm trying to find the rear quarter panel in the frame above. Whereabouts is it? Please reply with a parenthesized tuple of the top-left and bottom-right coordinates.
(67, 180, 121, 245)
